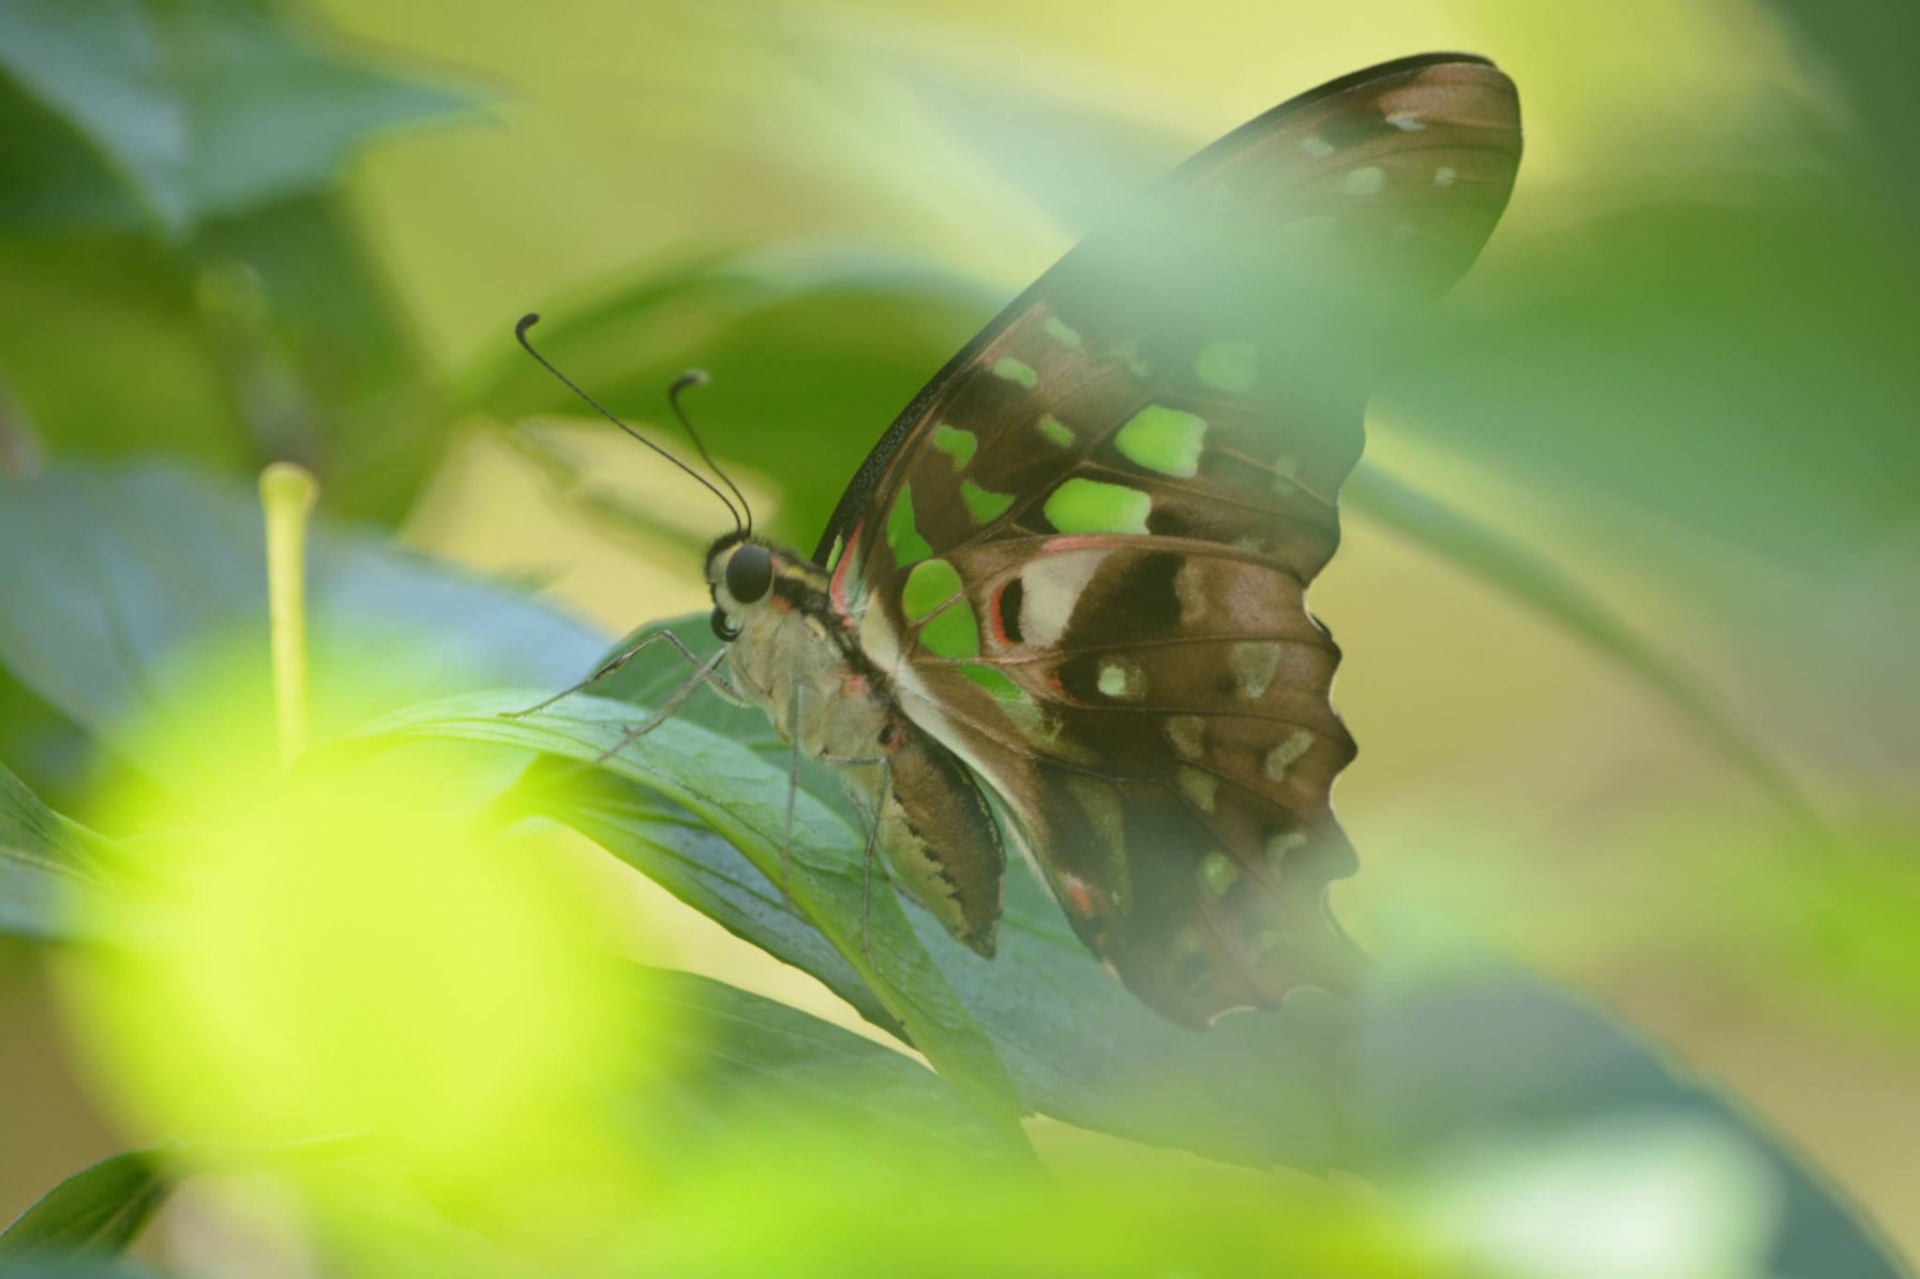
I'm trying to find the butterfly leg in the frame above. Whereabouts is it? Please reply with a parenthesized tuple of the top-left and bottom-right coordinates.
(593, 646, 733, 763)
(781, 681, 802, 909)
(859, 759, 889, 965)
(505, 630, 742, 718)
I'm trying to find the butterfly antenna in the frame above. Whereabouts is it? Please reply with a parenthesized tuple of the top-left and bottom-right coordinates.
(667, 370, 754, 536)
(513, 314, 744, 531)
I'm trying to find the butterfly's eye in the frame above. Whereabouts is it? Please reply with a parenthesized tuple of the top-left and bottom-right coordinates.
(725, 543, 774, 604)
(710, 606, 741, 642)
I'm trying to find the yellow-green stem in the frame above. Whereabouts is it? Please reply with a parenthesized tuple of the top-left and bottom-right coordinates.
(260, 462, 317, 772)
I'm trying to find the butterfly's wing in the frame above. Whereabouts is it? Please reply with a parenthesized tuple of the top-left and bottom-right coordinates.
(825, 54, 1522, 1026)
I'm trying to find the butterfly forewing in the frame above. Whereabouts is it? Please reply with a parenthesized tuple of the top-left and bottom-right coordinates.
(823, 54, 1522, 1025)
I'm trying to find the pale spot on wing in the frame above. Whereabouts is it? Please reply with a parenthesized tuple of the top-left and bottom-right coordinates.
(1264, 729, 1313, 781)
(1097, 659, 1146, 700)
(1019, 550, 1106, 646)
(1175, 559, 1213, 626)
(1301, 135, 1336, 158)
(1199, 850, 1238, 900)
(1384, 111, 1427, 131)
(1231, 642, 1283, 700)
(1177, 766, 1220, 814)
(1165, 714, 1207, 760)
(1342, 166, 1387, 196)
(1434, 165, 1458, 187)
(1264, 830, 1307, 871)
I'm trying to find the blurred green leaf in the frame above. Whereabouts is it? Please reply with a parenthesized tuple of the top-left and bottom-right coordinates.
(0, 191, 455, 523)
(0, 1151, 167, 1265)
(1357, 966, 1910, 1279)
(0, 0, 477, 236)
(1387, 188, 1920, 570)
(0, 760, 102, 941)
(465, 245, 998, 547)
(363, 690, 1025, 1126)
(558, 773, 902, 1037)
(630, 965, 1016, 1157)
(0, 463, 604, 781)
(1344, 461, 1812, 817)
(1759, 1, 1920, 223)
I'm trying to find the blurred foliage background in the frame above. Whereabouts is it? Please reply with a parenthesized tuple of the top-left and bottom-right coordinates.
(1, 0, 1916, 1274)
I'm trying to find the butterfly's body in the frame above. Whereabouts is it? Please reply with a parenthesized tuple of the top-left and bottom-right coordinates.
(710, 540, 1007, 954)
(691, 54, 1523, 1027)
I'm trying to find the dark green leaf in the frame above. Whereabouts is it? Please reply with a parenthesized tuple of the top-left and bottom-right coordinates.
(0, 1151, 167, 1264)
(628, 965, 1013, 1156)
(0, 0, 478, 235)
(0, 463, 605, 780)
(363, 690, 1026, 1125)
(556, 774, 901, 1038)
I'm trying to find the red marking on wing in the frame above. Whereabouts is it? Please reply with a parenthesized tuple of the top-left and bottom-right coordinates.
(1061, 875, 1098, 919)
(829, 527, 863, 611)
(987, 582, 1015, 646)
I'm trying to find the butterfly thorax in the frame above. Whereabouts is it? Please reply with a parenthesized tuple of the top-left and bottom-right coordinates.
(706, 537, 883, 756)
(707, 536, 1007, 954)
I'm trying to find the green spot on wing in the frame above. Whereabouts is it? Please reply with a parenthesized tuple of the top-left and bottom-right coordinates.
(886, 484, 933, 566)
(1195, 340, 1259, 393)
(992, 358, 1039, 389)
(1042, 316, 1082, 347)
(902, 558, 962, 622)
(1199, 850, 1239, 900)
(931, 424, 978, 471)
(960, 663, 1023, 702)
(1115, 406, 1208, 478)
(961, 480, 1014, 525)
(1044, 479, 1151, 535)
(919, 600, 980, 659)
(824, 533, 846, 571)
(1036, 414, 1074, 448)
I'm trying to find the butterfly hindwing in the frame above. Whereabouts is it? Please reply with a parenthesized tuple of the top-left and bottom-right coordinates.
(824, 54, 1522, 1025)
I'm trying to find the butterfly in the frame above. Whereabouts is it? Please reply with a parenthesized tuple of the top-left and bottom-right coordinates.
(572, 53, 1521, 1028)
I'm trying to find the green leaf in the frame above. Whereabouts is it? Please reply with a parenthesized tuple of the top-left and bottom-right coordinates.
(0, 0, 478, 235)
(0, 463, 605, 781)
(1343, 461, 1813, 819)
(556, 774, 902, 1038)
(0, 760, 102, 941)
(629, 965, 1014, 1156)
(0, 1151, 168, 1264)
(363, 691, 1025, 1126)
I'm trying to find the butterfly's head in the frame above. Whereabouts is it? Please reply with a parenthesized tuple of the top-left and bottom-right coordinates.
(704, 532, 779, 642)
